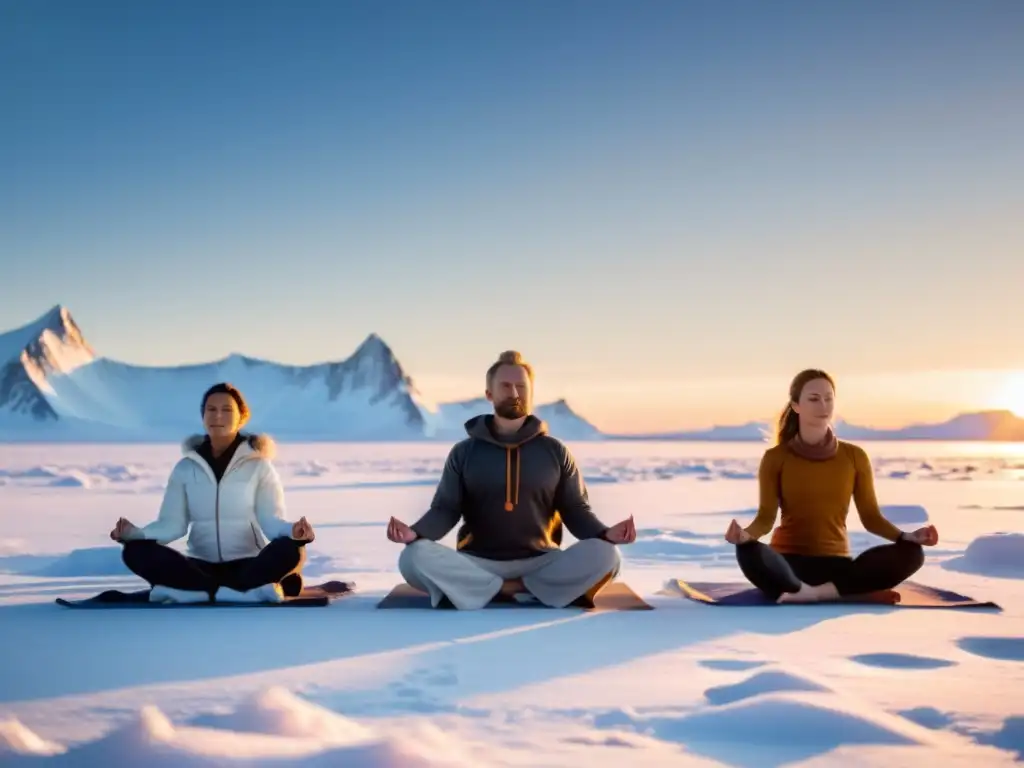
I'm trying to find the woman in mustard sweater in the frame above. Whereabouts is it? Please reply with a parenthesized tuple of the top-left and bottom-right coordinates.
(725, 369, 939, 603)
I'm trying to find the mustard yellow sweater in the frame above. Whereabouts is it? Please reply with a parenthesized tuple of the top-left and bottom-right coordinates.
(744, 440, 903, 557)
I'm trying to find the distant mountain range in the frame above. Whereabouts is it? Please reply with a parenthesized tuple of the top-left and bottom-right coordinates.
(1, 306, 1020, 442)
(608, 411, 1024, 442)
(0, 306, 598, 441)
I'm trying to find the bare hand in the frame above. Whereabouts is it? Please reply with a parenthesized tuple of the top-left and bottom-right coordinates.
(904, 524, 939, 546)
(291, 516, 315, 542)
(109, 517, 138, 542)
(603, 515, 636, 545)
(387, 516, 419, 544)
(725, 519, 752, 545)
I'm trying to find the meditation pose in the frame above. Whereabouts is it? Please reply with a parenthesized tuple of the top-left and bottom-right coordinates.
(110, 383, 315, 603)
(724, 369, 939, 603)
(386, 350, 636, 609)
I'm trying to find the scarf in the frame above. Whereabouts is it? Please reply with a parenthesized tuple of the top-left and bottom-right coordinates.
(788, 427, 838, 461)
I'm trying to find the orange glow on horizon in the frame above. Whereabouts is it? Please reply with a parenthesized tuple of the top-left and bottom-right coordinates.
(990, 372, 1024, 418)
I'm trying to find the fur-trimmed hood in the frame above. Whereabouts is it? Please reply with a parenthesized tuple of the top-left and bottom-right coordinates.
(181, 432, 277, 459)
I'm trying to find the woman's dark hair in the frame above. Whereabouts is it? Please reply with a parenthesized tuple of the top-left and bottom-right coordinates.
(201, 382, 250, 424)
(776, 369, 836, 444)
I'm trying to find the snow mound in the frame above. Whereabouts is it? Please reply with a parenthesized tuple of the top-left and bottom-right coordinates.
(293, 461, 331, 477)
(0, 718, 65, 756)
(603, 694, 929, 767)
(200, 686, 377, 742)
(943, 533, 1024, 579)
(23, 690, 479, 766)
(703, 670, 830, 706)
(48, 471, 95, 488)
(881, 505, 930, 524)
(0, 465, 61, 479)
(92, 463, 143, 482)
(34, 546, 130, 577)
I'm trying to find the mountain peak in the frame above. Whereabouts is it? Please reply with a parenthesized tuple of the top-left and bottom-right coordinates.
(1, 304, 91, 362)
(353, 332, 390, 357)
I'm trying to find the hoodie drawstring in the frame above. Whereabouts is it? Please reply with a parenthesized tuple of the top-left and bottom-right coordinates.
(504, 446, 520, 511)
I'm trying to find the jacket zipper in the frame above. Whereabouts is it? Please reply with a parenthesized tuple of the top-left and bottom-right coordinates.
(195, 450, 251, 562)
(214, 482, 223, 562)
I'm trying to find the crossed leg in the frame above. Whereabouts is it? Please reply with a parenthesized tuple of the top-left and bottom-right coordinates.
(398, 538, 621, 610)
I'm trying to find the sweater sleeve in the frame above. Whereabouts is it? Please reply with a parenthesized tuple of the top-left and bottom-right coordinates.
(554, 442, 608, 540)
(410, 443, 466, 541)
(130, 463, 190, 544)
(254, 463, 296, 540)
(851, 447, 903, 541)
(744, 449, 782, 539)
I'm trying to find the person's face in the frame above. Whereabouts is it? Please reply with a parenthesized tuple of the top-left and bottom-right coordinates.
(486, 365, 532, 419)
(203, 393, 244, 438)
(792, 377, 834, 425)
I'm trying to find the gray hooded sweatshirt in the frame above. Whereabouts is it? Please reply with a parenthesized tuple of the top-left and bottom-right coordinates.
(409, 414, 610, 560)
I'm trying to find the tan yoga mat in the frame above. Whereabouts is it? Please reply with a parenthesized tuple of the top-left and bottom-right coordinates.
(377, 581, 653, 611)
(658, 579, 1000, 610)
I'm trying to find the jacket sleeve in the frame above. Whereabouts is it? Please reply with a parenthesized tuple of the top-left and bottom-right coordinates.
(554, 443, 609, 540)
(852, 447, 903, 541)
(410, 443, 466, 540)
(254, 462, 296, 540)
(744, 449, 781, 539)
(130, 463, 191, 544)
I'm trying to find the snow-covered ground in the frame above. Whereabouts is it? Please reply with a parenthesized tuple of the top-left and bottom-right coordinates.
(0, 439, 1021, 766)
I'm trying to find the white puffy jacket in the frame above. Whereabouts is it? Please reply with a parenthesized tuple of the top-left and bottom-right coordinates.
(127, 433, 295, 562)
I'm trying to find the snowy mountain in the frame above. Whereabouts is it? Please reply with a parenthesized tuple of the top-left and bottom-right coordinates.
(834, 411, 1024, 441)
(0, 306, 602, 442)
(612, 411, 1024, 442)
(0, 306, 96, 423)
(433, 397, 602, 441)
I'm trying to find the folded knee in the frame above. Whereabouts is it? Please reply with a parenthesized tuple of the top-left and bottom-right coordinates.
(902, 540, 925, 571)
(121, 538, 155, 567)
(266, 536, 304, 568)
(398, 539, 433, 573)
(582, 537, 622, 573)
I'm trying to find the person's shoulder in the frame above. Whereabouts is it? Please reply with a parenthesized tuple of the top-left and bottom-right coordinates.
(534, 433, 572, 456)
(837, 439, 868, 459)
(761, 443, 787, 462)
(442, 437, 475, 468)
(448, 436, 475, 455)
(243, 433, 277, 462)
(837, 439, 871, 465)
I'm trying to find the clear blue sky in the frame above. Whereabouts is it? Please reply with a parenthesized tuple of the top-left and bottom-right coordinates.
(1, 0, 1022, 431)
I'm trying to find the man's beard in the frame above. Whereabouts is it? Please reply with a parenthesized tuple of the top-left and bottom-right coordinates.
(494, 398, 527, 419)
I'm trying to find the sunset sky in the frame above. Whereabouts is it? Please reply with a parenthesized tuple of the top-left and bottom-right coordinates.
(1, 1, 1022, 433)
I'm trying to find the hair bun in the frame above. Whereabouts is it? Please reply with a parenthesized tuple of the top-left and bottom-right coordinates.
(497, 350, 523, 365)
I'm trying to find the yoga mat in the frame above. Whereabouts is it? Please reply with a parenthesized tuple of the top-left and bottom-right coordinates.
(56, 580, 354, 609)
(659, 579, 1001, 609)
(377, 581, 653, 610)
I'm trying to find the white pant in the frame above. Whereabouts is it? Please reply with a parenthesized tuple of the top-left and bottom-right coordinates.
(398, 538, 622, 610)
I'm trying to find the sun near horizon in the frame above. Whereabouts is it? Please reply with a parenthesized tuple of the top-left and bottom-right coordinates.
(990, 372, 1024, 418)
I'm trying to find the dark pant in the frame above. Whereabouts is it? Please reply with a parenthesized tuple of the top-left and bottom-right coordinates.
(122, 538, 306, 597)
(736, 538, 924, 600)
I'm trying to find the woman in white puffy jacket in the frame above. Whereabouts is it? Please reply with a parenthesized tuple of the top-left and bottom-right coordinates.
(110, 383, 315, 604)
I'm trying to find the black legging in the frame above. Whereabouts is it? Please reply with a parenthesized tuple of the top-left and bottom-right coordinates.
(122, 537, 306, 598)
(736, 538, 924, 600)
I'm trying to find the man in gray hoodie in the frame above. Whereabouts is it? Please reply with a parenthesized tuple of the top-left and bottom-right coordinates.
(387, 350, 636, 609)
